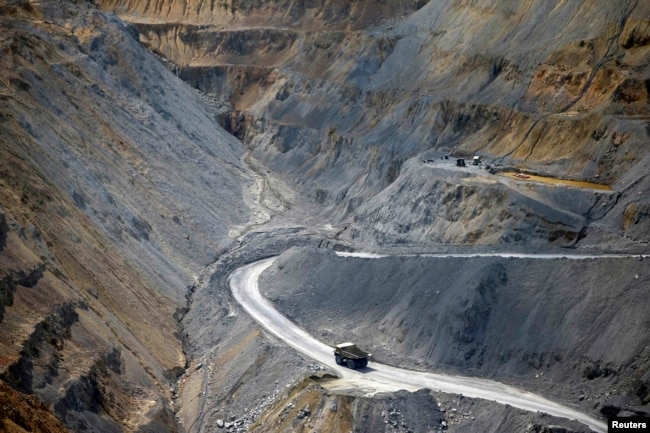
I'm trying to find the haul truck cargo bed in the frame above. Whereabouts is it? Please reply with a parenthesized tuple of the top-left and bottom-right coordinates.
(334, 342, 371, 369)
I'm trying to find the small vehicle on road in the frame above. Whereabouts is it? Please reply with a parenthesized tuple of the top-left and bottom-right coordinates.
(334, 342, 371, 369)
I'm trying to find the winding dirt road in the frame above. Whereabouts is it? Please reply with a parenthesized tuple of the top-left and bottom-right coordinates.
(229, 255, 616, 433)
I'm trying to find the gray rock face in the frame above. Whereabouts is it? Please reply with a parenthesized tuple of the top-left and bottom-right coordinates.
(260, 246, 650, 403)
(2, 2, 252, 297)
(0, 2, 254, 432)
(102, 0, 650, 250)
(338, 158, 617, 247)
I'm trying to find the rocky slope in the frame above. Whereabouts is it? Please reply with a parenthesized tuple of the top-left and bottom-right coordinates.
(260, 247, 650, 420)
(340, 158, 618, 247)
(0, 0, 648, 432)
(0, 1, 254, 431)
(0, 380, 71, 433)
(100, 0, 650, 247)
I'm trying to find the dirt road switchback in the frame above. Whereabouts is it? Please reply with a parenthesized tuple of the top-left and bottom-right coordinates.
(230, 257, 608, 433)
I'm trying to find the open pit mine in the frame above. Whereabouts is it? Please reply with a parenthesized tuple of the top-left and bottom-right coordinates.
(0, 0, 649, 432)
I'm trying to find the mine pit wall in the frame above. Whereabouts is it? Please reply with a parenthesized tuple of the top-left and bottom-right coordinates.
(101, 0, 650, 242)
(260, 247, 650, 413)
(58, 0, 650, 429)
(0, 183, 182, 433)
(0, 1, 262, 432)
(97, 0, 429, 30)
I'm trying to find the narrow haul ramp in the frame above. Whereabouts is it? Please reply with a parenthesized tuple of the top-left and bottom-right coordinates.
(230, 257, 607, 433)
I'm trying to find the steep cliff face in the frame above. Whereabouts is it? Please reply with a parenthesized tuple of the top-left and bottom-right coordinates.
(98, 0, 426, 29)
(99, 0, 650, 247)
(0, 1, 252, 431)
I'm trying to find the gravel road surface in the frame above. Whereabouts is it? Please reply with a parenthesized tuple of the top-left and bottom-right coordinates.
(230, 257, 610, 433)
